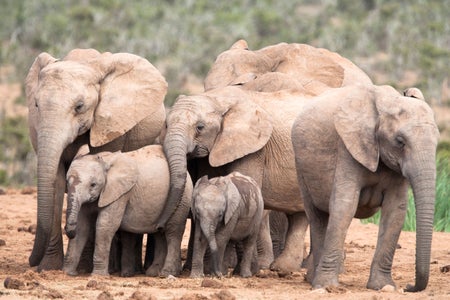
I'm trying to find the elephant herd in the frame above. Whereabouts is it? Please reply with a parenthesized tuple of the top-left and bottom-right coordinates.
(25, 40, 439, 293)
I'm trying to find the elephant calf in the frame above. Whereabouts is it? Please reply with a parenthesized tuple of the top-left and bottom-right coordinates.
(190, 172, 264, 278)
(63, 145, 192, 277)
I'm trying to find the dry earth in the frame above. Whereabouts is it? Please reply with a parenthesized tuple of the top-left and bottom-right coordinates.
(0, 188, 449, 300)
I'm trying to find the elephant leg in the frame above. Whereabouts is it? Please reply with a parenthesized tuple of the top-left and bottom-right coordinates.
(63, 205, 91, 276)
(161, 229, 183, 277)
(270, 211, 308, 273)
(38, 162, 66, 272)
(92, 204, 125, 276)
(144, 233, 155, 271)
(120, 231, 143, 277)
(312, 185, 359, 289)
(146, 232, 166, 277)
(305, 205, 328, 283)
(367, 187, 407, 290)
(256, 210, 274, 269)
(190, 219, 207, 278)
(239, 234, 259, 278)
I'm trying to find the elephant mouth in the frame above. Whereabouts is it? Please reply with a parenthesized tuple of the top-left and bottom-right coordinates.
(190, 145, 209, 158)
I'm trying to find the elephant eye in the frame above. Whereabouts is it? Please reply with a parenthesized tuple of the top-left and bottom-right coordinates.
(395, 135, 406, 148)
(90, 182, 97, 188)
(196, 123, 205, 133)
(74, 100, 84, 113)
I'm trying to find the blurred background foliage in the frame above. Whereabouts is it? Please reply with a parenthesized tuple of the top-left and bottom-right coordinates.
(0, 0, 449, 188)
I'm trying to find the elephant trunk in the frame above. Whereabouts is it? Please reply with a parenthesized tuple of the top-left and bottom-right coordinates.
(157, 128, 188, 230)
(200, 220, 221, 276)
(405, 149, 436, 292)
(29, 129, 66, 267)
(64, 192, 79, 239)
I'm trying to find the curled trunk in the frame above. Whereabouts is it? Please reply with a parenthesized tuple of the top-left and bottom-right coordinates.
(64, 193, 79, 239)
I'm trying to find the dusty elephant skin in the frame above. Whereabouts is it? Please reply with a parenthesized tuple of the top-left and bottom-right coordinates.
(190, 172, 264, 278)
(63, 145, 192, 277)
(158, 39, 374, 274)
(26, 49, 167, 271)
(291, 85, 439, 292)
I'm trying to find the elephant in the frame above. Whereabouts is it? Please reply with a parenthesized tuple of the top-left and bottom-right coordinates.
(190, 172, 264, 278)
(26, 48, 167, 271)
(63, 145, 192, 277)
(291, 85, 439, 292)
(157, 40, 373, 273)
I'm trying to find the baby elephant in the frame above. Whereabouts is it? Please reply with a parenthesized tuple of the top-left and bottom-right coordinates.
(190, 172, 264, 278)
(63, 145, 192, 277)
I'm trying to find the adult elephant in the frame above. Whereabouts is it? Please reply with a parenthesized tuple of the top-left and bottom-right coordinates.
(157, 40, 373, 273)
(291, 85, 439, 291)
(26, 48, 167, 271)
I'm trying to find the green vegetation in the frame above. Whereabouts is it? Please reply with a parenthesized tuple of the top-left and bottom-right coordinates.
(362, 146, 450, 232)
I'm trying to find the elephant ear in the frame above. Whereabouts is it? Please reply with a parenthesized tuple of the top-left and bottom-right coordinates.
(209, 98, 273, 167)
(191, 175, 209, 222)
(98, 152, 138, 207)
(334, 87, 379, 172)
(403, 87, 425, 100)
(25, 52, 58, 113)
(223, 177, 241, 225)
(90, 52, 168, 147)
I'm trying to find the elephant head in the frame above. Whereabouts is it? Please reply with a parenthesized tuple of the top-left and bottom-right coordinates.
(204, 40, 372, 93)
(65, 151, 138, 239)
(26, 49, 167, 268)
(156, 86, 273, 229)
(334, 85, 439, 291)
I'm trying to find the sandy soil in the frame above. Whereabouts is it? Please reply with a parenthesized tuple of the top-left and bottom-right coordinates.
(0, 188, 449, 300)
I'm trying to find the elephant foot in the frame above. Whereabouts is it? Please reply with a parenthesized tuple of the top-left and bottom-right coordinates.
(37, 251, 64, 272)
(239, 269, 252, 278)
(190, 270, 205, 278)
(91, 269, 110, 276)
(312, 272, 339, 290)
(120, 269, 135, 277)
(270, 255, 302, 273)
(63, 267, 78, 276)
(160, 265, 180, 278)
(145, 264, 161, 277)
(367, 272, 396, 291)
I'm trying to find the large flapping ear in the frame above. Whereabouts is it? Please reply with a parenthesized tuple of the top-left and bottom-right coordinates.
(403, 87, 425, 100)
(25, 52, 58, 110)
(89, 52, 168, 147)
(98, 152, 138, 207)
(334, 87, 379, 172)
(223, 177, 241, 225)
(209, 98, 273, 167)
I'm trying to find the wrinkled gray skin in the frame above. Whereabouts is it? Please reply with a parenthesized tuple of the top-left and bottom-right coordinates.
(63, 145, 192, 277)
(26, 49, 167, 271)
(158, 40, 373, 273)
(190, 172, 264, 278)
(291, 85, 439, 292)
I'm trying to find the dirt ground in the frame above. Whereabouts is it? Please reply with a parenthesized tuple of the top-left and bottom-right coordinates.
(0, 189, 449, 300)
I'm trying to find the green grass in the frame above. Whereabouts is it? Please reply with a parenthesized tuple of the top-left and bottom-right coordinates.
(361, 148, 450, 232)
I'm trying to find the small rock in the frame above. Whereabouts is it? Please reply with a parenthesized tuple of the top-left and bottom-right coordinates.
(201, 278, 223, 289)
(440, 265, 450, 273)
(0, 239, 6, 246)
(87, 280, 98, 289)
(211, 289, 236, 300)
(4, 277, 25, 290)
(28, 224, 37, 234)
(128, 290, 157, 300)
(46, 289, 63, 299)
(380, 285, 396, 292)
(97, 291, 114, 300)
